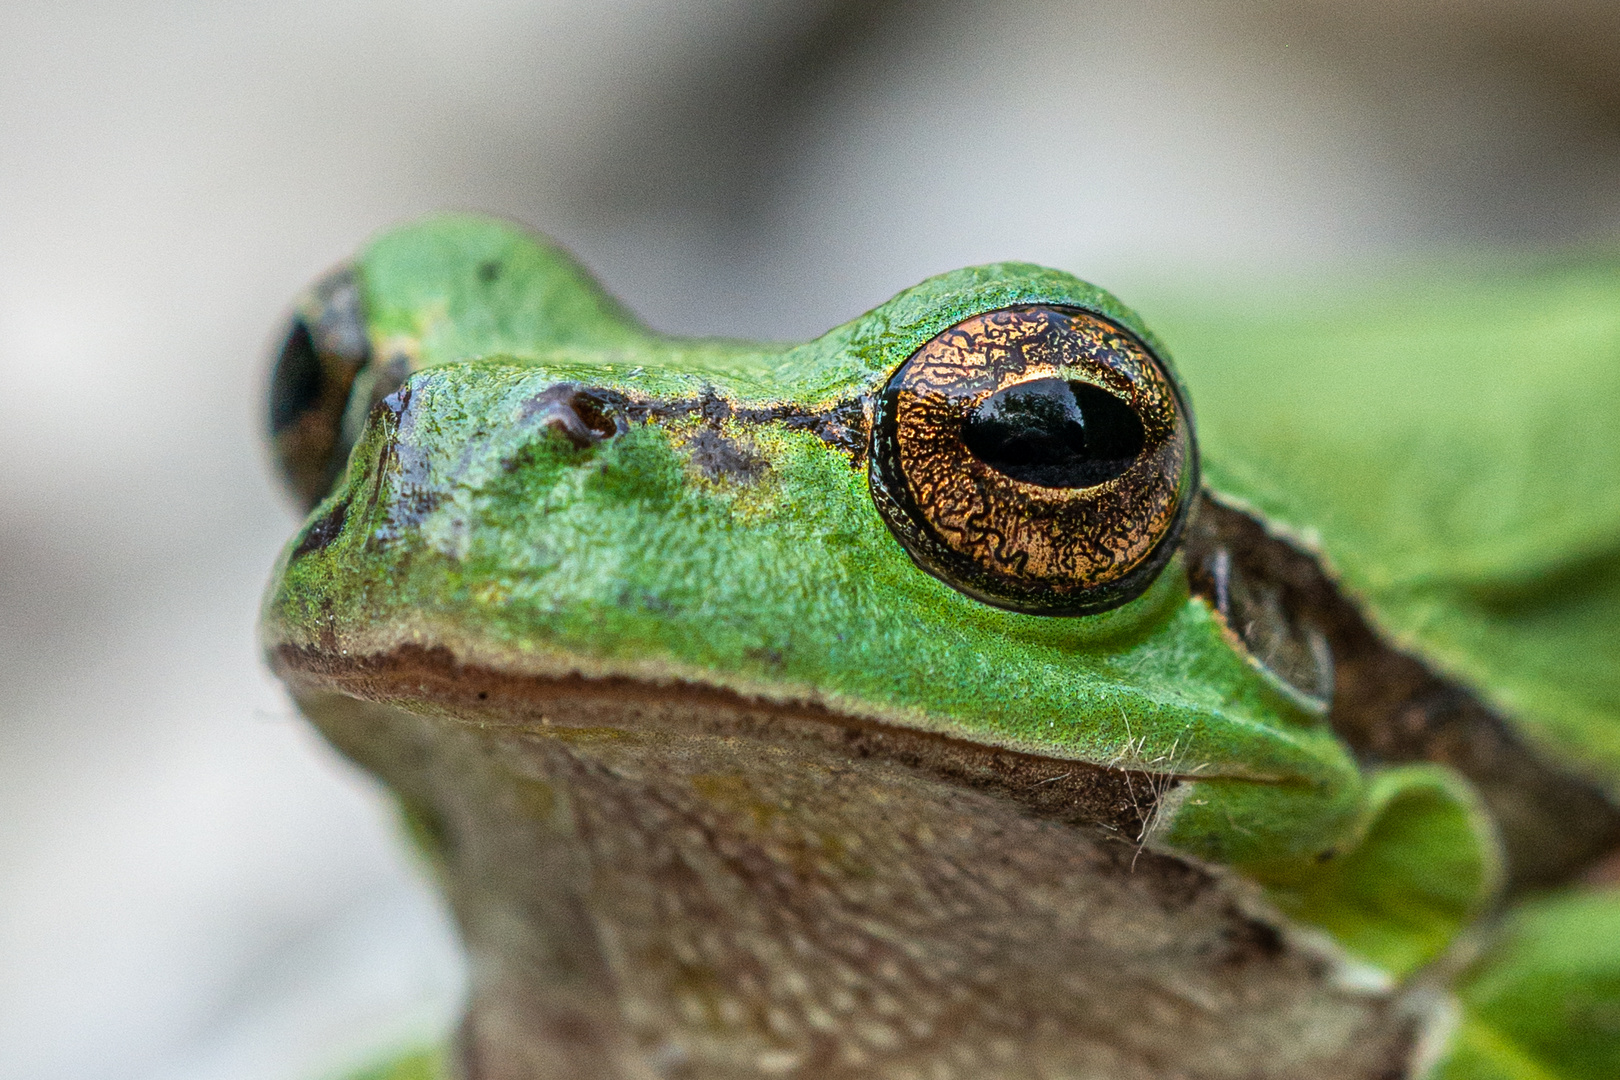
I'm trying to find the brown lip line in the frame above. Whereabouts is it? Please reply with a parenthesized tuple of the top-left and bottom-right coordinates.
(272, 641, 1164, 843)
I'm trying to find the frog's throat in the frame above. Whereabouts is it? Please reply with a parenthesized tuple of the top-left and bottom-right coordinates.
(286, 670, 1425, 1080)
(272, 641, 1160, 840)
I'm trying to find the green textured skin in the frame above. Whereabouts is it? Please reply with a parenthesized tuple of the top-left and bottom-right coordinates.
(1146, 266, 1620, 791)
(261, 216, 1620, 1076)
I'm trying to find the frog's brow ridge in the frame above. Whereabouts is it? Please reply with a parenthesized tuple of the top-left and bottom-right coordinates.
(582, 386, 871, 462)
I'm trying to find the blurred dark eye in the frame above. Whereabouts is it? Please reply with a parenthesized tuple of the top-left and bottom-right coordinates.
(267, 267, 371, 509)
(868, 305, 1197, 615)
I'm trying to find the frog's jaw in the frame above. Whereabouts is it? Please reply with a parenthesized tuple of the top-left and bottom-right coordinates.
(292, 680, 1420, 1080)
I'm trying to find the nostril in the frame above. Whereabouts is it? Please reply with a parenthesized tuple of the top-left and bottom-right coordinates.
(522, 383, 621, 448)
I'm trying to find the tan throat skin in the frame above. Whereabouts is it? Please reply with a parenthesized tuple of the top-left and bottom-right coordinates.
(280, 648, 1419, 1080)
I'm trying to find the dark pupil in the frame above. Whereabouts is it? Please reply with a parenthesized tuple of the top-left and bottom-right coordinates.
(269, 318, 322, 435)
(962, 377, 1146, 488)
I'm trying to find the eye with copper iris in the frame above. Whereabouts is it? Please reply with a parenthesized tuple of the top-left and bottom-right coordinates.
(868, 305, 1197, 615)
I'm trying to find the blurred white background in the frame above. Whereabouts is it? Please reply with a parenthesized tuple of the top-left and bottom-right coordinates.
(3, 1, 1619, 1077)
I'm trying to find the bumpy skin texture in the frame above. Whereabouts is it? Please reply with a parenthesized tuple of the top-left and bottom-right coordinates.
(262, 216, 1620, 1079)
(296, 687, 1415, 1080)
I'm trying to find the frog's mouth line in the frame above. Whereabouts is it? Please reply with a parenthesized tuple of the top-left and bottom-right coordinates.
(272, 641, 1167, 844)
(1189, 495, 1620, 895)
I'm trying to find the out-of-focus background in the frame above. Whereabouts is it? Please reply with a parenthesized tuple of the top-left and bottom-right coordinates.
(2, 1, 1618, 1077)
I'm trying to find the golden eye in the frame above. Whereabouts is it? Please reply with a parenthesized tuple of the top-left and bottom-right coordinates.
(869, 305, 1196, 615)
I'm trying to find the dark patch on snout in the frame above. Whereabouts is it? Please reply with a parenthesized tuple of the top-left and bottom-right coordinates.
(292, 495, 350, 559)
(589, 386, 870, 464)
(744, 644, 786, 668)
(521, 383, 623, 448)
(365, 380, 447, 545)
(683, 427, 767, 482)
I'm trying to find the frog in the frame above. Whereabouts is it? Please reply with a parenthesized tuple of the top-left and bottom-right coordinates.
(261, 214, 1620, 1080)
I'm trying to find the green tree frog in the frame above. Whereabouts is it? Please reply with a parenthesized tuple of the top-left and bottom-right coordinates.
(262, 215, 1620, 1080)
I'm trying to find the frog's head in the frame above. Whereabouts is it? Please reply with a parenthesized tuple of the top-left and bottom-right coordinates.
(260, 214, 1368, 842)
(265, 216, 1291, 736)
(262, 217, 1503, 986)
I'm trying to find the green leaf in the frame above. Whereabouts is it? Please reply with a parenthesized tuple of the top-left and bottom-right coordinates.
(1431, 890, 1620, 1079)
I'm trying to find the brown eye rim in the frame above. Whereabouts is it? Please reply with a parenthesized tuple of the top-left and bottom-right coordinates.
(868, 303, 1198, 617)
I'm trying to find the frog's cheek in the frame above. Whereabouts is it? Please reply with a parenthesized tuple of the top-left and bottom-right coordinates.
(1160, 768, 1503, 980)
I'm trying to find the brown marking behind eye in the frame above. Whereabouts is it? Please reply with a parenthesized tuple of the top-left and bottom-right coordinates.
(870, 306, 1196, 615)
